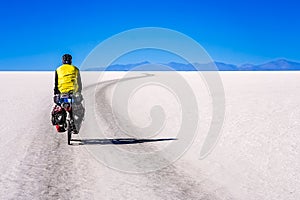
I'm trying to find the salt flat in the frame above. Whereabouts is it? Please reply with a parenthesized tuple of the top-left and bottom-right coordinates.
(0, 71, 299, 200)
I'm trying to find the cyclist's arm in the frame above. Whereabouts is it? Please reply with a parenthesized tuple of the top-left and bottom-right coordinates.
(54, 70, 60, 95)
(77, 70, 82, 93)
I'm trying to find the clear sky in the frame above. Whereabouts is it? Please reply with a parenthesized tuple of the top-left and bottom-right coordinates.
(0, 0, 299, 70)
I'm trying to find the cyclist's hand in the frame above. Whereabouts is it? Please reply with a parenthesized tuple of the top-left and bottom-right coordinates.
(53, 94, 60, 104)
(75, 93, 83, 103)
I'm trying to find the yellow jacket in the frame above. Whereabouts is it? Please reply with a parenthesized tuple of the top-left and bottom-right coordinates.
(54, 64, 82, 94)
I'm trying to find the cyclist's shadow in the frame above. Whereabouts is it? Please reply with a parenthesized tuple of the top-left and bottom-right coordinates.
(72, 138, 176, 145)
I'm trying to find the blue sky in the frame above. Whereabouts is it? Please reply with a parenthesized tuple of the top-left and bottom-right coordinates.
(0, 0, 299, 70)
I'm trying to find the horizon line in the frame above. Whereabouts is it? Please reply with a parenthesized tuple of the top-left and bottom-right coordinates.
(0, 58, 299, 71)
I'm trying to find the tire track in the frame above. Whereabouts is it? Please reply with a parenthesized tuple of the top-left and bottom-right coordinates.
(13, 99, 93, 199)
(91, 73, 234, 200)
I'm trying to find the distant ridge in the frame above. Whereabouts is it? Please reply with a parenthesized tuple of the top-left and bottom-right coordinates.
(84, 59, 300, 71)
(238, 59, 300, 71)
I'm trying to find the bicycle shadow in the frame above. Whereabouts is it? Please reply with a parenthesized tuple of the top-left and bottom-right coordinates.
(71, 138, 177, 145)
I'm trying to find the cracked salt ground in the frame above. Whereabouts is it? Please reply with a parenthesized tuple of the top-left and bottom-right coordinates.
(0, 72, 299, 200)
